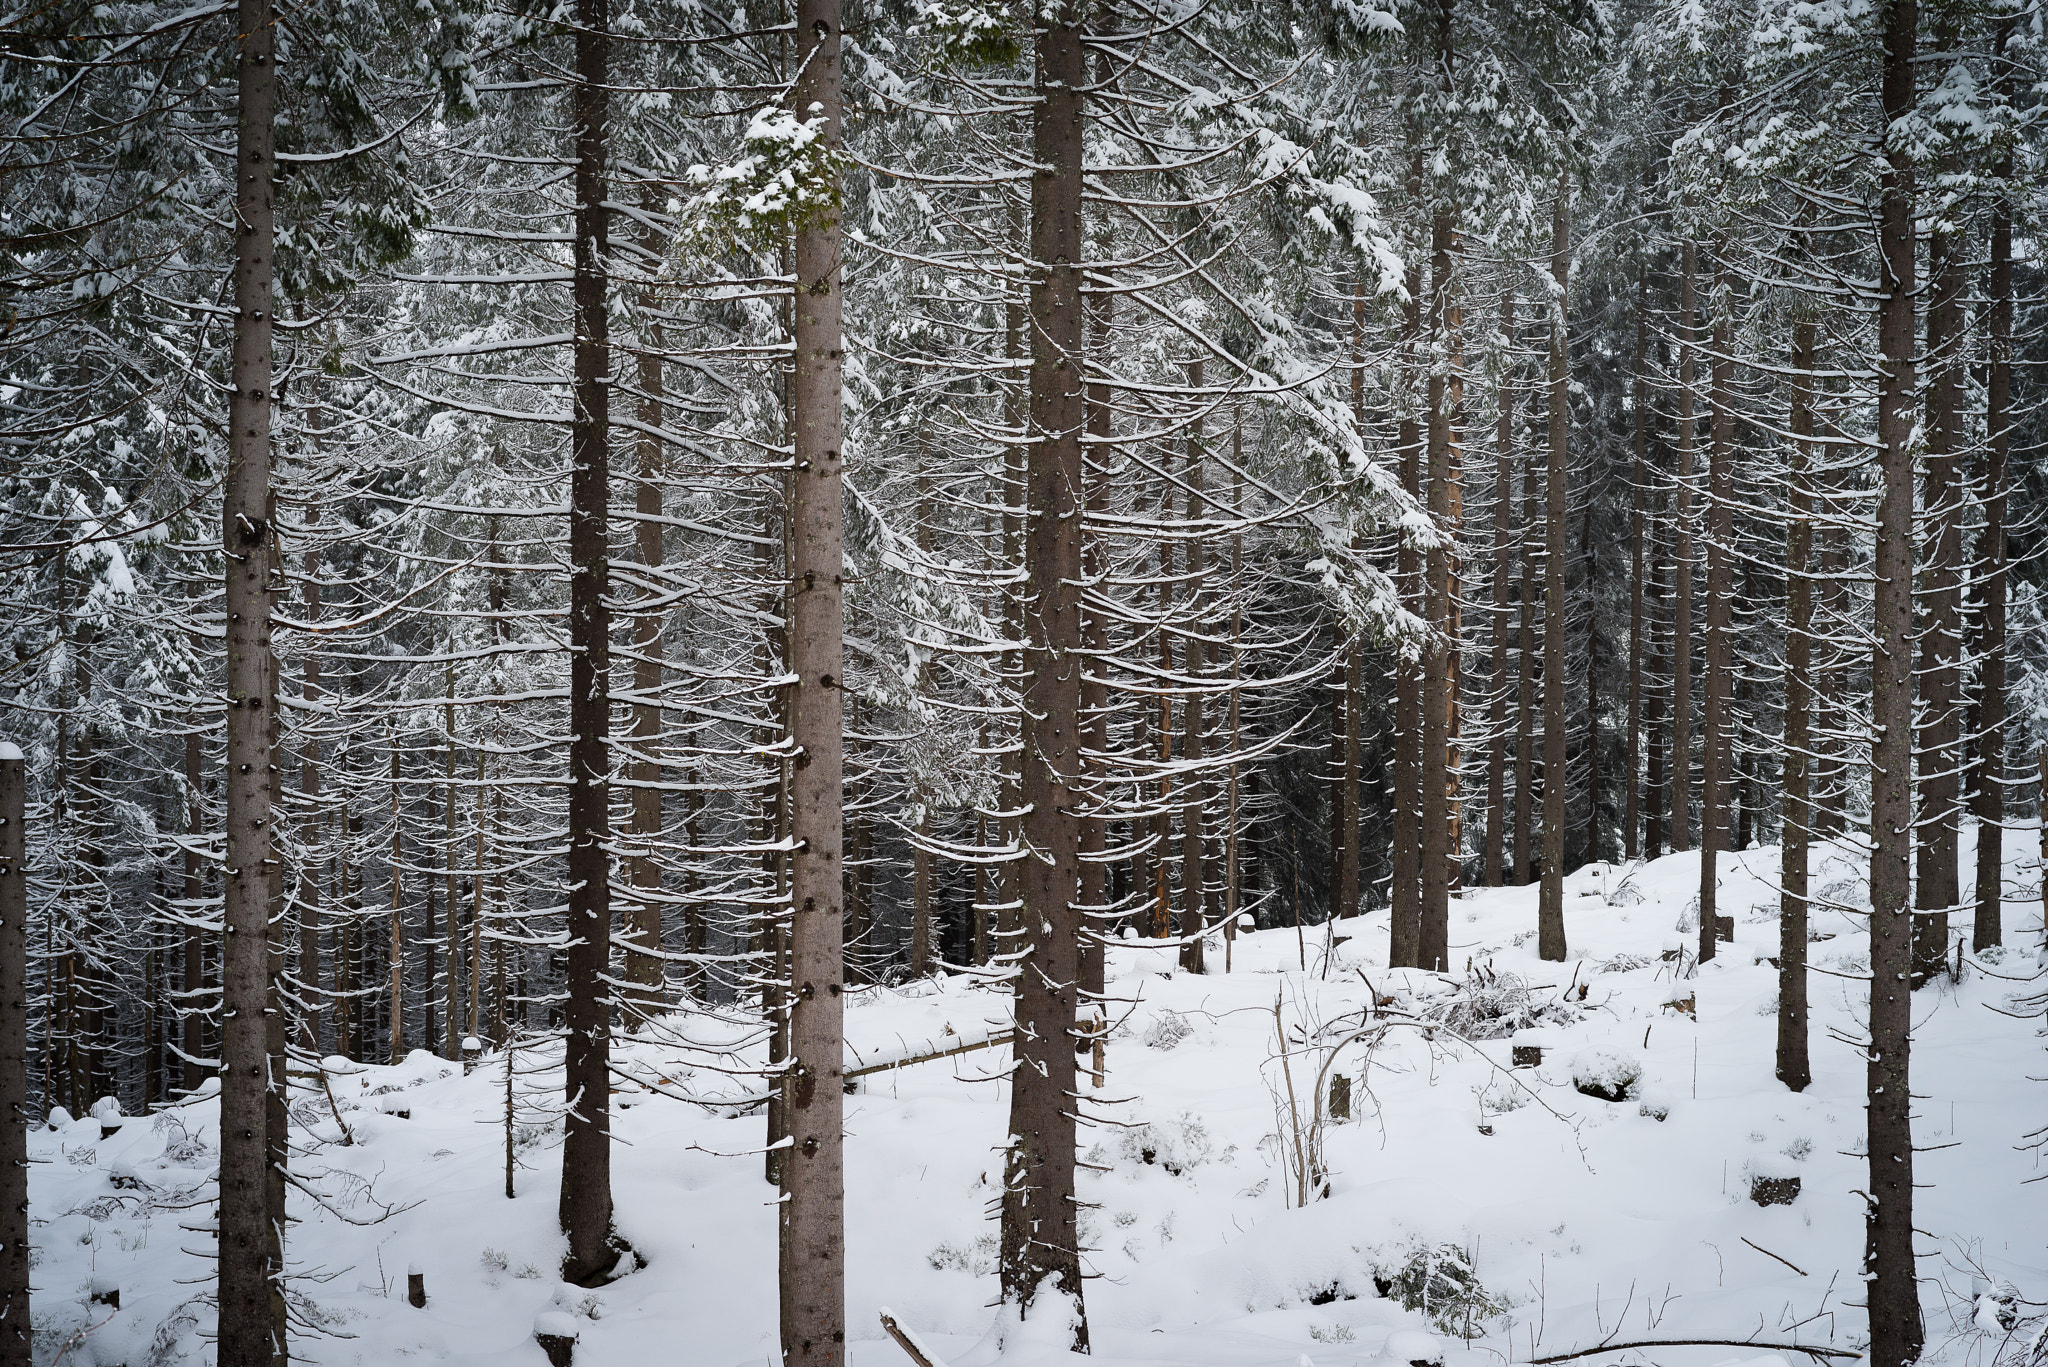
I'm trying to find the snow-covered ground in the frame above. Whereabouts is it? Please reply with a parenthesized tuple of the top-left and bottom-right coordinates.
(31, 832, 2048, 1367)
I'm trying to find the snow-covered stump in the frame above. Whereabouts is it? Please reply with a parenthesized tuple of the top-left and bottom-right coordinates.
(534, 1313, 579, 1366)
(460, 1036, 483, 1075)
(1570, 1047, 1642, 1103)
(407, 1262, 426, 1308)
(90, 1275, 119, 1311)
(1663, 981, 1696, 1018)
(1749, 1153, 1801, 1206)
(1511, 1028, 1555, 1068)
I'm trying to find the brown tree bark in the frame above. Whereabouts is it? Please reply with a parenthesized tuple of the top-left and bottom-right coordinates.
(1515, 450, 1539, 885)
(1420, 207, 1462, 971)
(1913, 185, 1965, 988)
(1486, 295, 1513, 886)
(218, 1, 281, 1359)
(1779, 316, 1817, 1094)
(624, 284, 669, 1017)
(0, 746, 30, 1367)
(1698, 251, 1735, 966)
(1973, 58, 2014, 952)
(1670, 238, 1697, 852)
(1391, 240, 1424, 959)
(1538, 173, 1569, 962)
(1868, 2, 1924, 1357)
(1627, 273, 1648, 861)
(999, 0, 1088, 1342)
(559, 0, 618, 1286)
(779, 0, 848, 1352)
(1180, 359, 1209, 973)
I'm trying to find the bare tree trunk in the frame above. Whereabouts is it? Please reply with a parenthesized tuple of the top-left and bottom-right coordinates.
(1698, 250, 1735, 966)
(0, 746, 30, 1367)
(1181, 360, 1209, 972)
(1515, 451, 1539, 886)
(559, 0, 617, 1286)
(1538, 173, 1569, 962)
(1627, 273, 1647, 861)
(1913, 195, 1965, 988)
(624, 291, 668, 1018)
(1778, 316, 1816, 1094)
(1420, 207, 1461, 972)
(1079, 285, 1112, 1002)
(443, 678, 460, 1057)
(779, 0, 847, 1353)
(1868, 3, 1924, 1358)
(1973, 67, 2014, 953)
(1669, 237, 1697, 852)
(389, 739, 405, 1063)
(218, 2, 280, 1359)
(1583, 506, 1601, 866)
(999, 1, 1088, 1342)
(1391, 241, 1424, 959)
(183, 691, 205, 1093)
(1486, 295, 1513, 887)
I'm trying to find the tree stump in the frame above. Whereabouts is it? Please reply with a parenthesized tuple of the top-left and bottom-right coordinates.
(407, 1263, 426, 1308)
(1512, 1045, 1542, 1068)
(90, 1276, 119, 1310)
(1714, 915, 1735, 942)
(1750, 1172, 1800, 1206)
(535, 1314, 579, 1366)
(1328, 1074, 1352, 1123)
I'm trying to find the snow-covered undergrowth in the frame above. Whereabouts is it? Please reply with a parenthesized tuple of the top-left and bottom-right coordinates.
(31, 833, 2048, 1366)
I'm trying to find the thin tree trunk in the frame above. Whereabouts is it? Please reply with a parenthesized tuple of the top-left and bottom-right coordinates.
(625, 289, 668, 1017)
(1391, 238, 1423, 959)
(1868, 2, 1923, 1358)
(1698, 248, 1735, 965)
(1913, 195, 1965, 987)
(1181, 359, 1209, 972)
(1670, 237, 1697, 852)
(183, 690, 204, 1094)
(1538, 173, 1569, 962)
(1627, 272, 1648, 861)
(559, 0, 617, 1286)
(780, 0, 848, 1351)
(1583, 506, 1600, 866)
(0, 746, 30, 1367)
(443, 676, 460, 1057)
(999, 0, 1088, 1341)
(218, 1, 280, 1358)
(1779, 318, 1816, 1093)
(1515, 450, 1539, 885)
(1486, 296, 1513, 886)
(389, 739, 405, 1063)
(1973, 61, 2014, 952)
(1078, 283, 1112, 1004)
(1421, 206, 1461, 971)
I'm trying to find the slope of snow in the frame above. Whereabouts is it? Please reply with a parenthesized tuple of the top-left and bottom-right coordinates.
(30, 832, 2048, 1367)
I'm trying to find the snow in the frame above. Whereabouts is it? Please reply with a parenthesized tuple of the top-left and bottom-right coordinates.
(24, 831, 2048, 1366)
(0, 741, 22, 761)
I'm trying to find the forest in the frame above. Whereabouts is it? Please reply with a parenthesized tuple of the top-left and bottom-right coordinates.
(2, 0, 2046, 1363)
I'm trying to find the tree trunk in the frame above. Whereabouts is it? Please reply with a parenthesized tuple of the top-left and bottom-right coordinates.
(1973, 65, 2014, 953)
(1669, 237, 1696, 852)
(1627, 273, 1647, 861)
(183, 694, 204, 1093)
(1867, 2, 1924, 1358)
(1778, 316, 1816, 1094)
(389, 740, 405, 1063)
(1538, 173, 1569, 962)
(1181, 360, 1209, 973)
(559, 0, 617, 1286)
(779, 0, 848, 1353)
(1486, 295, 1513, 887)
(1583, 506, 1600, 866)
(1913, 196, 1965, 988)
(1079, 284, 1112, 1003)
(625, 286, 668, 1018)
(218, 2, 281, 1359)
(1391, 241, 1423, 959)
(1421, 207, 1461, 972)
(1698, 250, 1735, 965)
(999, 0, 1088, 1343)
(0, 746, 30, 1367)
(1515, 450, 1539, 886)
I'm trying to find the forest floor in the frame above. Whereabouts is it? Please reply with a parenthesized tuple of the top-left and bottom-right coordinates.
(30, 831, 2048, 1367)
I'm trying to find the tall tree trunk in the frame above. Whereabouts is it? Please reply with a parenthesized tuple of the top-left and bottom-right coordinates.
(625, 290, 668, 1017)
(780, 0, 847, 1352)
(1670, 237, 1697, 852)
(1627, 273, 1648, 861)
(1644, 539, 1666, 858)
(298, 512, 323, 1059)
(389, 739, 405, 1063)
(443, 678, 460, 1057)
(1583, 506, 1600, 866)
(1078, 284, 1112, 1004)
(1515, 450, 1539, 885)
(1779, 319, 1816, 1093)
(560, 0, 617, 1286)
(183, 690, 204, 1094)
(218, 1, 281, 1359)
(1486, 296, 1513, 886)
(999, 0, 1088, 1342)
(1391, 240, 1424, 959)
(1973, 61, 2014, 952)
(0, 746, 30, 1367)
(1421, 207, 1461, 972)
(912, 452, 935, 979)
(1538, 173, 1569, 962)
(1913, 191, 1965, 988)
(1698, 250, 1735, 965)
(1181, 360, 1210, 972)
(1868, 1, 1924, 1358)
